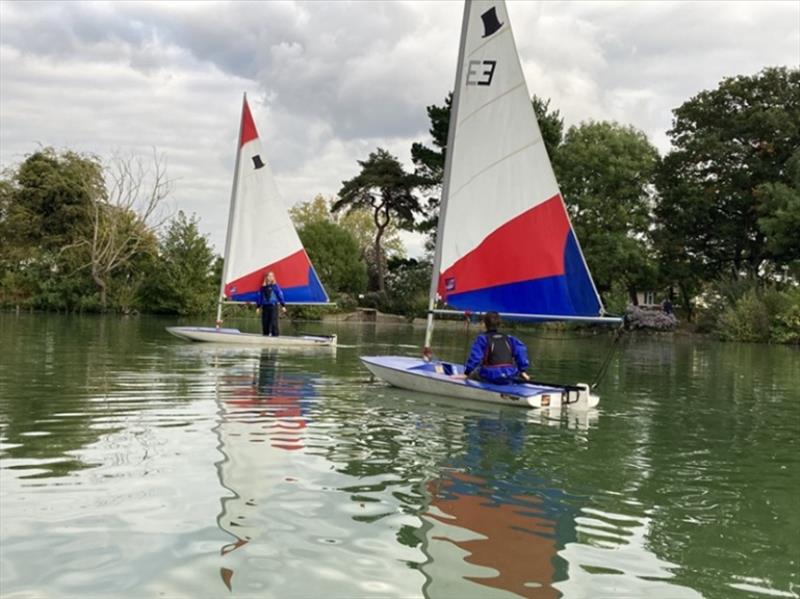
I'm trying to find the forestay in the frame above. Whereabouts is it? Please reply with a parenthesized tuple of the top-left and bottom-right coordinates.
(220, 96, 329, 306)
(431, 0, 604, 320)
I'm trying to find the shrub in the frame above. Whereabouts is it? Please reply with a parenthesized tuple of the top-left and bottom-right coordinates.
(770, 288, 800, 344)
(625, 304, 678, 331)
(716, 289, 771, 342)
(332, 293, 358, 313)
(715, 286, 800, 344)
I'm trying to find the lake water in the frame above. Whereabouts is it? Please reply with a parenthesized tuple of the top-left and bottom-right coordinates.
(0, 314, 798, 599)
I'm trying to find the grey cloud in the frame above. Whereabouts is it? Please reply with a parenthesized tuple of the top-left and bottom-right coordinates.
(3, 1, 451, 141)
(1, 0, 797, 255)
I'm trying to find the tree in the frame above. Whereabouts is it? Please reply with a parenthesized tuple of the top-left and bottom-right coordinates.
(555, 121, 660, 298)
(654, 66, 800, 286)
(80, 151, 171, 308)
(532, 95, 565, 161)
(138, 211, 218, 314)
(756, 149, 800, 276)
(334, 149, 421, 293)
(290, 194, 405, 259)
(7, 148, 103, 250)
(411, 93, 452, 240)
(0, 148, 103, 310)
(289, 194, 331, 227)
(290, 194, 405, 290)
(297, 219, 367, 295)
(383, 257, 432, 318)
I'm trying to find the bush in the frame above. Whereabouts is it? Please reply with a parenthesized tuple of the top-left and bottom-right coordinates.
(715, 285, 800, 344)
(383, 258, 431, 319)
(625, 304, 678, 331)
(716, 289, 772, 342)
(771, 301, 800, 344)
(332, 293, 358, 312)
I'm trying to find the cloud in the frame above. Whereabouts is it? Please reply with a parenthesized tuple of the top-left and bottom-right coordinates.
(1, 0, 798, 256)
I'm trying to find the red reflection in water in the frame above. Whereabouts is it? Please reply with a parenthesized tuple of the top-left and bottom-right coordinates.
(427, 472, 558, 599)
(221, 368, 308, 452)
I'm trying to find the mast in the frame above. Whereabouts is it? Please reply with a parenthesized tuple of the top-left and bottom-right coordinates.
(216, 92, 247, 327)
(423, 0, 472, 359)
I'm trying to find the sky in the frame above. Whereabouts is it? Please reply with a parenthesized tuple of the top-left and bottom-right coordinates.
(1, 0, 798, 257)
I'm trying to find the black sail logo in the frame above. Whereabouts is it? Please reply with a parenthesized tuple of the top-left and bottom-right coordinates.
(480, 6, 503, 38)
(252, 155, 265, 169)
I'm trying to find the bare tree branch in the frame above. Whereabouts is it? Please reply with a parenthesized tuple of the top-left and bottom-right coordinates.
(85, 148, 174, 308)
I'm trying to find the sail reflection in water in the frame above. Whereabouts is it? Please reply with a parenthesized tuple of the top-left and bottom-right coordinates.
(213, 349, 315, 592)
(420, 414, 701, 599)
(421, 417, 566, 598)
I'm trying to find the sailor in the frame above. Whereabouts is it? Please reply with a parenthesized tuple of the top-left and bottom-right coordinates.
(257, 271, 287, 336)
(461, 311, 530, 384)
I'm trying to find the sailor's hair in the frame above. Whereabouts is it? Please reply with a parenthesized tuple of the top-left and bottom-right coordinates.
(483, 311, 501, 330)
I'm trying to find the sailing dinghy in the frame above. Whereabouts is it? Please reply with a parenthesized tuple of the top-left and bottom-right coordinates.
(167, 95, 335, 347)
(361, 0, 621, 408)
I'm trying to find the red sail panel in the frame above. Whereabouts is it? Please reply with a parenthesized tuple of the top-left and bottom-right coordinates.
(438, 194, 570, 300)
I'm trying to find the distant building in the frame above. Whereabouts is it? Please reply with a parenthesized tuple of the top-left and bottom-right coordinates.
(636, 290, 659, 307)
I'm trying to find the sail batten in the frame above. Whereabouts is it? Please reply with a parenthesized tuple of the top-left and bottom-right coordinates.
(429, 0, 604, 321)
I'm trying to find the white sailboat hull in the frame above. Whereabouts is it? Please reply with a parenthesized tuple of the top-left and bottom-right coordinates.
(166, 326, 336, 347)
(361, 356, 598, 410)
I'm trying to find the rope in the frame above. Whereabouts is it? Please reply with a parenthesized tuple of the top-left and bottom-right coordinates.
(462, 312, 472, 357)
(590, 323, 626, 389)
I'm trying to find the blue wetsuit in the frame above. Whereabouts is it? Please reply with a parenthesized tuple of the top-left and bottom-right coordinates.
(464, 330, 530, 384)
(257, 283, 285, 336)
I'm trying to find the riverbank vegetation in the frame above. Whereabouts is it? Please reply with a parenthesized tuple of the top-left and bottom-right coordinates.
(1, 67, 797, 343)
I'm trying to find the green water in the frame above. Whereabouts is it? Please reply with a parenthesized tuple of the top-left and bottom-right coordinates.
(0, 314, 798, 599)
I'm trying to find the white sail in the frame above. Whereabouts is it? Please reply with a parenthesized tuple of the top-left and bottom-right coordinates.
(220, 95, 328, 308)
(429, 0, 603, 324)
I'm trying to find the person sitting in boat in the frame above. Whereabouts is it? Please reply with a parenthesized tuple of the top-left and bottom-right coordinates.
(256, 271, 287, 336)
(461, 311, 530, 384)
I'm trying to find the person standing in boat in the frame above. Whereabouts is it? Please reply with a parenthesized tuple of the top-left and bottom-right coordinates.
(460, 311, 530, 384)
(256, 271, 287, 336)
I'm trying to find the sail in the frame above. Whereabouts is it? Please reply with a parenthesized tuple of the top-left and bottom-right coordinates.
(221, 97, 328, 304)
(434, 0, 602, 318)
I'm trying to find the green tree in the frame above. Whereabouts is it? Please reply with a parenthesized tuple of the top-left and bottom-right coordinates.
(532, 95, 565, 162)
(0, 148, 103, 310)
(290, 194, 405, 290)
(138, 211, 217, 314)
(654, 66, 800, 290)
(289, 194, 331, 227)
(290, 194, 405, 259)
(756, 149, 800, 276)
(411, 93, 451, 240)
(384, 257, 432, 319)
(555, 121, 660, 299)
(334, 149, 421, 293)
(297, 219, 367, 296)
